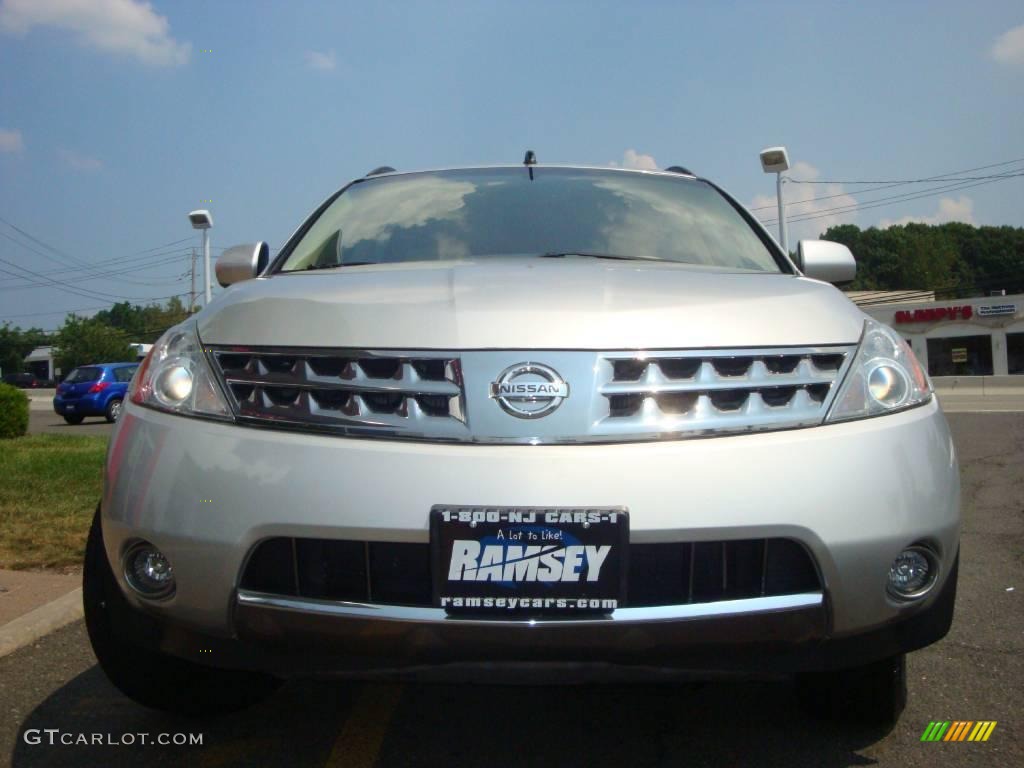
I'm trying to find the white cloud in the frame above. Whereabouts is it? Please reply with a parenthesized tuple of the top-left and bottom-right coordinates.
(0, 128, 23, 152)
(610, 149, 658, 171)
(58, 148, 102, 171)
(0, 0, 190, 67)
(747, 161, 859, 244)
(304, 49, 336, 71)
(991, 23, 1024, 65)
(878, 196, 975, 229)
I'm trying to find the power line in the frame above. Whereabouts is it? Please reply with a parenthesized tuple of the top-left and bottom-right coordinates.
(0, 253, 190, 303)
(0, 235, 193, 288)
(790, 172, 1024, 184)
(0, 215, 199, 282)
(0, 305, 109, 321)
(749, 156, 1024, 212)
(759, 172, 1024, 227)
(0, 231, 194, 287)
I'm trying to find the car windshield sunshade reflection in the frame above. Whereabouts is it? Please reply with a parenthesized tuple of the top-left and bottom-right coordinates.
(278, 168, 781, 273)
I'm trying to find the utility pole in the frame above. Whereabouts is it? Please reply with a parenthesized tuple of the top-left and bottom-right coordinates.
(189, 247, 197, 312)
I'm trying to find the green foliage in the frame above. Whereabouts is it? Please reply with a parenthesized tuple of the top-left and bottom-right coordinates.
(821, 222, 1024, 296)
(1, 297, 188, 380)
(0, 382, 29, 439)
(53, 316, 135, 372)
(92, 296, 190, 344)
(0, 324, 48, 376)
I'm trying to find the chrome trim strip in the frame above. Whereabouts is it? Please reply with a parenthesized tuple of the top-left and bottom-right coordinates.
(236, 589, 823, 627)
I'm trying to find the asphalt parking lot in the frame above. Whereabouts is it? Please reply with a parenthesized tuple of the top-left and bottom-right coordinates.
(1, 412, 1021, 768)
(27, 411, 114, 437)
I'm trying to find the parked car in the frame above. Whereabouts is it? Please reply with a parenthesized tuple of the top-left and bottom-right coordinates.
(2, 371, 43, 388)
(85, 162, 959, 724)
(53, 362, 139, 424)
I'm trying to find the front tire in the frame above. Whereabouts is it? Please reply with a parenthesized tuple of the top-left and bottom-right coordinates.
(796, 654, 907, 728)
(63, 414, 84, 425)
(83, 507, 282, 716)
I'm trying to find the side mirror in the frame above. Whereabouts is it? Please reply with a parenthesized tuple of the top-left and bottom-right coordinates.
(795, 240, 856, 285)
(216, 242, 270, 287)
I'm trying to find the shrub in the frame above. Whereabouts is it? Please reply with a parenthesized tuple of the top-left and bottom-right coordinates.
(0, 382, 29, 439)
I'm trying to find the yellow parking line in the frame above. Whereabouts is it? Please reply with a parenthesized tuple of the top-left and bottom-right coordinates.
(325, 683, 404, 768)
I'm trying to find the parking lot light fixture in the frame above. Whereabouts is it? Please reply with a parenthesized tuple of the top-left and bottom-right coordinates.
(759, 146, 790, 255)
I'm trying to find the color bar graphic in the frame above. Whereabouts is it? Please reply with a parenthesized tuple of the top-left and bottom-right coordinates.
(921, 721, 997, 742)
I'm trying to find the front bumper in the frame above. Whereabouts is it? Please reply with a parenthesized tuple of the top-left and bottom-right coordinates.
(101, 397, 959, 673)
(110, 559, 957, 680)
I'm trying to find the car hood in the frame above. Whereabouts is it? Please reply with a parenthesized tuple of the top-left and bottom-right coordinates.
(196, 258, 866, 349)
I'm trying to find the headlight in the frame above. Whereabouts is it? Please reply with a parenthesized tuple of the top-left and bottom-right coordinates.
(826, 319, 931, 423)
(129, 325, 231, 420)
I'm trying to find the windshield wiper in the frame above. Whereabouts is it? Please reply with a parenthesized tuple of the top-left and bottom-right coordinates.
(539, 252, 667, 263)
(291, 261, 376, 272)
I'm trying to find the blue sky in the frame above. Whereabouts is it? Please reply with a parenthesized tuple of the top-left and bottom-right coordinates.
(1, 0, 1022, 329)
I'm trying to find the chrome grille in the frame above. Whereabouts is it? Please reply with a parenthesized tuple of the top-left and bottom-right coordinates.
(208, 347, 470, 439)
(206, 344, 855, 443)
(595, 347, 854, 437)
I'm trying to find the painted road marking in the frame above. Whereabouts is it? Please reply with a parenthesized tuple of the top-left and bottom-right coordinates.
(325, 683, 403, 768)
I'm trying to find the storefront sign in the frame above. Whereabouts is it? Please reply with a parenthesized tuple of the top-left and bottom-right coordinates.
(977, 303, 1017, 318)
(951, 348, 968, 363)
(894, 306, 972, 323)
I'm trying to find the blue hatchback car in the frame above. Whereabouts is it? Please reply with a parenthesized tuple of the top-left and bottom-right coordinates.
(53, 362, 140, 424)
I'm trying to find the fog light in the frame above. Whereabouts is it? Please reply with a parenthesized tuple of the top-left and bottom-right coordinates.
(124, 543, 175, 598)
(887, 547, 936, 600)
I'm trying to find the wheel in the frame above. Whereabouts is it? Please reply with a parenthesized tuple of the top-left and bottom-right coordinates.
(796, 654, 907, 727)
(83, 507, 282, 716)
(105, 398, 123, 423)
(63, 414, 84, 425)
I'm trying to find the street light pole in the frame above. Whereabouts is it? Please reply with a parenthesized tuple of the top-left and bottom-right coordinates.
(776, 172, 788, 255)
(189, 247, 197, 312)
(759, 146, 791, 256)
(202, 228, 211, 304)
(187, 210, 213, 307)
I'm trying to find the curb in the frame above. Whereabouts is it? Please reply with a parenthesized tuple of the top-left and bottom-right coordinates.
(0, 587, 83, 658)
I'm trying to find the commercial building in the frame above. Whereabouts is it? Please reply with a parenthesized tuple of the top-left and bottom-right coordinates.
(859, 293, 1023, 377)
(23, 343, 153, 382)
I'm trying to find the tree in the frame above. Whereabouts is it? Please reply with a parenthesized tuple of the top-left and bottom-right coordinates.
(0, 324, 48, 376)
(93, 296, 191, 343)
(53, 316, 135, 373)
(821, 221, 1024, 297)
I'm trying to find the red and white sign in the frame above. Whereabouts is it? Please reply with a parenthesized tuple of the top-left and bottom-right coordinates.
(894, 306, 972, 324)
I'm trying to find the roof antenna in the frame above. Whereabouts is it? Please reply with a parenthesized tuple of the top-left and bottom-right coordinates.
(524, 149, 537, 180)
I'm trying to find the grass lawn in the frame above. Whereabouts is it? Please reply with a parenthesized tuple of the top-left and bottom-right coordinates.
(0, 434, 107, 570)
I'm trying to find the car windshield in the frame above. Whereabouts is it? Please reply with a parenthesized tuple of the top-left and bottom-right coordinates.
(277, 168, 782, 273)
(65, 367, 103, 383)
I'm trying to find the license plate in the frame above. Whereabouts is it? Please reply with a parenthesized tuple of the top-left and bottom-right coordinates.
(65, 405, 75, 411)
(431, 506, 628, 615)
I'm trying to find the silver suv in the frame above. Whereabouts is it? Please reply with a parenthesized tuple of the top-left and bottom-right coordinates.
(85, 162, 959, 724)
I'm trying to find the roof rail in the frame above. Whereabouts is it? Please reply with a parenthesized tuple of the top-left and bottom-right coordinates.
(366, 166, 396, 177)
(664, 165, 695, 176)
